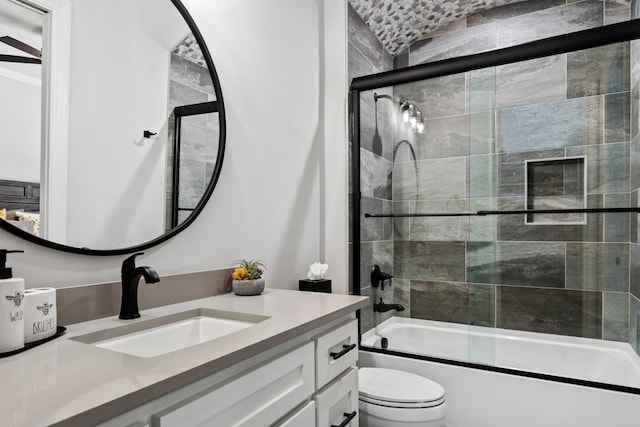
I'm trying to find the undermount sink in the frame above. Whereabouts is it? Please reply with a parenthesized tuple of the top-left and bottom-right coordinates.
(70, 308, 270, 358)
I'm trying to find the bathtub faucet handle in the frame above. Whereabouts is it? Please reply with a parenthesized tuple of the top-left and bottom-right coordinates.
(371, 265, 394, 290)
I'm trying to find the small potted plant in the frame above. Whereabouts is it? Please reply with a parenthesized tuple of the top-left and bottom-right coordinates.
(231, 259, 266, 296)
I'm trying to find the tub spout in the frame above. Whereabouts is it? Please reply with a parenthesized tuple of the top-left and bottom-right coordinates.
(373, 298, 405, 313)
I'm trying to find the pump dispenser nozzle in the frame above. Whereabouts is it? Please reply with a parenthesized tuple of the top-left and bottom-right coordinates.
(0, 250, 24, 280)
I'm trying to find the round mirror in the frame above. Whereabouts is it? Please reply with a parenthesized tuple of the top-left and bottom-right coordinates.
(0, 0, 225, 255)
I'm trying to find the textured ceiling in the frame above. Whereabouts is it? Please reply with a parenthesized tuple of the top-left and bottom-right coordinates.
(348, 0, 631, 55)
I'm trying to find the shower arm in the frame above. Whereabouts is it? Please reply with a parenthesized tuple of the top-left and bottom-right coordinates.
(365, 207, 640, 218)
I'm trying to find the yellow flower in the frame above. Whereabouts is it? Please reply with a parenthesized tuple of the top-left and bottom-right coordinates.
(232, 267, 248, 280)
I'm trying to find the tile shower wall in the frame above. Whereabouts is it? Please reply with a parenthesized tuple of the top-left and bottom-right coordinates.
(387, 0, 635, 344)
(165, 39, 219, 230)
(348, 4, 398, 333)
(631, 0, 640, 356)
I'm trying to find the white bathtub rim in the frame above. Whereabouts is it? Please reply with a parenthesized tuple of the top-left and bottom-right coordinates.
(361, 316, 640, 390)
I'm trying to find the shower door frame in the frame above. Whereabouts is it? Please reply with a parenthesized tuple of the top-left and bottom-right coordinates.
(350, 18, 640, 395)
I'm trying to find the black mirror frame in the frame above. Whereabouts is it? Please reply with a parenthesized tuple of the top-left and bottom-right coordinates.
(0, 0, 226, 256)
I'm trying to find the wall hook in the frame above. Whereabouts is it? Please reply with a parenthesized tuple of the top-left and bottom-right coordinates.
(143, 130, 157, 138)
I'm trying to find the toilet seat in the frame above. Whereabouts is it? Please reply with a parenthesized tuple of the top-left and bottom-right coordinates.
(359, 367, 445, 409)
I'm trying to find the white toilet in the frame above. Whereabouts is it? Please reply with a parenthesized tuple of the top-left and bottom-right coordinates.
(359, 367, 448, 427)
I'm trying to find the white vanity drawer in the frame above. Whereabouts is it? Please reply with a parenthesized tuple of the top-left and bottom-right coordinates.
(315, 318, 358, 389)
(316, 367, 359, 427)
(274, 401, 316, 427)
(151, 342, 315, 427)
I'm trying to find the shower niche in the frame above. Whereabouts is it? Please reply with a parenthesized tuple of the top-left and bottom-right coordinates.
(525, 156, 586, 225)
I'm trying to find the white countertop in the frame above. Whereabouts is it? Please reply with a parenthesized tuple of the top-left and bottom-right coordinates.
(0, 289, 369, 426)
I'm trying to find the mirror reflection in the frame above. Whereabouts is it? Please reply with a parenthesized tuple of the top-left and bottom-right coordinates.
(0, 0, 221, 251)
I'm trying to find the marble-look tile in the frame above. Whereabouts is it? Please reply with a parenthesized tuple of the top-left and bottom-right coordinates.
(497, 97, 602, 153)
(496, 195, 604, 242)
(567, 43, 630, 98)
(495, 54, 567, 109)
(468, 241, 566, 288)
(497, 149, 565, 197)
(170, 54, 215, 96)
(393, 278, 411, 318)
(469, 198, 497, 241)
(361, 197, 383, 242)
(390, 138, 415, 163)
(497, 1, 604, 49)
(631, 243, 640, 299)
(180, 111, 220, 142)
(360, 147, 375, 198)
(604, 193, 630, 242)
(603, 292, 629, 342)
(604, 2, 631, 25)
(428, 18, 469, 38)
(394, 157, 467, 201)
(630, 294, 640, 355)
(468, 68, 496, 114)
(392, 201, 411, 241)
(394, 73, 466, 119)
(566, 243, 629, 292)
(358, 98, 375, 154)
(348, 4, 393, 73)
(359, 242, 374, 292)
(179, 119, 218, 160)
(414, 114, 470, 160)
(374, 240, 394, 282)
(633, 39, 640, 90)
(470, 154, 497, 198)
(411, 281, 495, 327)
(467, 0, 566, 26)
(566, 142, 630, 194)
(348, 43, 376, 82)
(632, 191, 639, 243)
(382, 200, 394, 241)
(410, 23, 497, 66)
(373, 155, 392, 200)
(169, 80, 208, 111)
(604, 92, 631, 144)
(633, 80, 640, 141)
(496, 286, 603, 339)
(394, 241, 466, 281)
(629, 70, 640, 138)
(359, 285, 375, 334)
(410, 200, 470, 242)
(394, 49, 409, 69)
(470, 112, 496, 155)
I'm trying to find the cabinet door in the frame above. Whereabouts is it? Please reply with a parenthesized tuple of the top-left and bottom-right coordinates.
(316, 319, 358, 389)
(275, 402, 316, 427)
(316, 367, 359, 427)
(152, 342, 315, 427)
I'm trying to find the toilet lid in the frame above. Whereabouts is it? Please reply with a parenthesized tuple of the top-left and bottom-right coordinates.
(359, 367, 445, 405)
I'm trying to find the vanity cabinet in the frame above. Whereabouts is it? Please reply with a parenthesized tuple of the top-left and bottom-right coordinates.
(152, 343, 315, 426)
(98, 316, 359, 427)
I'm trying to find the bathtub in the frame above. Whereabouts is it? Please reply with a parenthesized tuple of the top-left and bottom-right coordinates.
(361, 316, 640, 388)
(360, 317, 640, 427)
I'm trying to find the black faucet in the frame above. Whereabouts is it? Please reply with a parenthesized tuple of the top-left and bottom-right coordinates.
(373, 298, 405, 313)
(371, 265, 393, 290)
(119, 252, 160, 320)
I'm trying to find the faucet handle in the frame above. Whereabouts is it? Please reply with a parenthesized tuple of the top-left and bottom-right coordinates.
(122, 252, 144, 275)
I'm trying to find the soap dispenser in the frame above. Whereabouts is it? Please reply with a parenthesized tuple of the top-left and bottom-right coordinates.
(0, 250, 25, 353)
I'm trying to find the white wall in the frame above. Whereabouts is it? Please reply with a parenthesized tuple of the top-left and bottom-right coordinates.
(0, 0, 350, 294)
(65, 0, 187, 248)
(0, 75, 41, 182)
